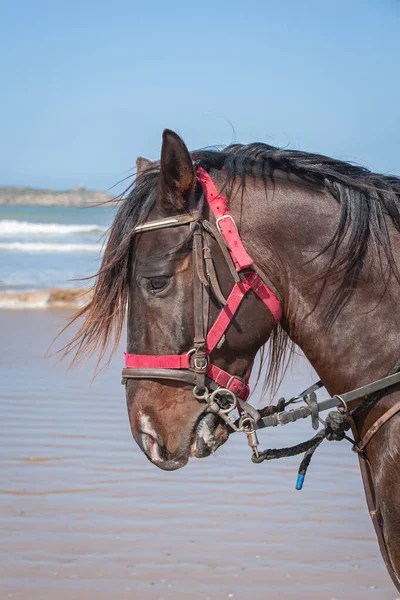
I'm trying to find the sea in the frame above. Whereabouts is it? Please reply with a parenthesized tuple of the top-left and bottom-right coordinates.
(0, 205, 116, 293)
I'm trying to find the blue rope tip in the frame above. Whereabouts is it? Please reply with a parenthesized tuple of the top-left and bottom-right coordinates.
(296, 473, 305, 490)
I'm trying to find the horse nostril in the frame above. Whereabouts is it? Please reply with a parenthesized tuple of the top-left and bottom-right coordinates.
(134, 415, 189, 470)
(141, 432, 165, 462)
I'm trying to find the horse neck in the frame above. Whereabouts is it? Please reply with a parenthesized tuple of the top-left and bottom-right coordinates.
(228, 175, 400, 397)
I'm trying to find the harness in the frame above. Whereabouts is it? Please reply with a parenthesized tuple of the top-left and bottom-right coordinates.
(122, 167, 282, 430)
(121, 168, 400, 590)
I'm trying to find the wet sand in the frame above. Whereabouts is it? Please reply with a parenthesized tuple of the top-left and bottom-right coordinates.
(0, 288, 92, 309)
(0, 310, 398, 600)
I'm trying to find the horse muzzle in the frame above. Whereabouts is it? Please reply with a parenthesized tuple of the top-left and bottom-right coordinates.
(191, 413, 229, 458)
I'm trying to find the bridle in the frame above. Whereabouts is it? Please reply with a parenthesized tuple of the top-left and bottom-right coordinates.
(121, 167, 400, 454)
(122, 167, 282, 441)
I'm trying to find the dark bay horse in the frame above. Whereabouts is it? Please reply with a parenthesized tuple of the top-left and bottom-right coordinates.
(63, 130, 400, 590)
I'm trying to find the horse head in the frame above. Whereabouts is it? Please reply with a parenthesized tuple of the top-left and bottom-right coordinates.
(123, 130, 277, 469)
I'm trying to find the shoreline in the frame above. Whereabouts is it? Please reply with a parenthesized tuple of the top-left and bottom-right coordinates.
(0, 287, 92, 309)
(0, 186, 114, 206)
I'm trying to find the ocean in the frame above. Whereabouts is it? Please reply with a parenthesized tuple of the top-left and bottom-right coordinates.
(0, 205, 115, 292)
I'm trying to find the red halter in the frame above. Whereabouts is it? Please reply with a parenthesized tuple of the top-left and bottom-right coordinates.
(124, 168, 282, 400)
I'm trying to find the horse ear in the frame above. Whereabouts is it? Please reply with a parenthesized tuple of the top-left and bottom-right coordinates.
(136, 156, 152, 175)
(158, 129, 195, 213)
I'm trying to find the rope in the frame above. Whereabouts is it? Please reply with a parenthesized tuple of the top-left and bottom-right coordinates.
(252, 410, 352, 490)
(252, 430, 326, 463)
(252, 363, 400, 489)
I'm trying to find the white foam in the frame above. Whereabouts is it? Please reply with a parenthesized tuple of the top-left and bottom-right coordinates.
(0, 242, 103, 253)
(0, 220, 106, 235)
(0, 289, 91, 309)
(0, 295, 49, 309)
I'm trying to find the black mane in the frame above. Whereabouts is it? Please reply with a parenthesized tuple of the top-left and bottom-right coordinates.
(193, 143, 400, 327)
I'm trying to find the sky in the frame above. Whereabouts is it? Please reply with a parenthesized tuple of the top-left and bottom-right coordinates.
(1, 0, 399, 193)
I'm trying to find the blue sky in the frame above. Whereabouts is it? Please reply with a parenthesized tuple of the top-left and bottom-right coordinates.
(1, 0, 399, 192)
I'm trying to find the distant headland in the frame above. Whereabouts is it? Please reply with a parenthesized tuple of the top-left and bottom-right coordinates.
(0, 184, 113, 206)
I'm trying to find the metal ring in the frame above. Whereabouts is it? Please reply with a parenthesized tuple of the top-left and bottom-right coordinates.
(193, 385, 209, 400)
(209, 388, 237, 414)
(334, 394, 348, 413)
(240, 415, 255, 432)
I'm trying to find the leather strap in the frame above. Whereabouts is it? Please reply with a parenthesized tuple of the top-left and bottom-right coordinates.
(122, 367, 195, 385)
(197, 167, 254, 270)
(122, 364, 250, 400)
(246, 272, 282, 323)
(205, 363, 250, 399)
(202, 219, 240, 283)
(356, 402, 400, 452)
(193, 226, 209, 288)
(206, 280, 250, 354)
(341, 371, 400, 406)
(203, 242, 228, 306)
(123, 168, 282, 404)
(358, 456, 400, 590)
(193, 229, 208, 390)
(347, 411, 400, 591)
(198, 170, 282, 322)
(124, 353, 190, 369)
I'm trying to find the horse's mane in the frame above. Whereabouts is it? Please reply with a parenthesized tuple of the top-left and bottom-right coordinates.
(195, 144, 400, 320)
(59, 142, 400, 387)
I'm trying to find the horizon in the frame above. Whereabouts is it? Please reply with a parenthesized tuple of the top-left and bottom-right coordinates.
(1, 1, 399, 195)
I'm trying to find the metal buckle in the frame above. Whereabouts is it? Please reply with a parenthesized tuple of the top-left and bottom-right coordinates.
(194, 357, 208, 371)
(226, 375, 246, 396)
(187, 348, 208, 372)
(216, 214, 238, 235)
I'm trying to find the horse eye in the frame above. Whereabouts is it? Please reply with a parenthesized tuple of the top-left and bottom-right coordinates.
(150, 277, 169, 291)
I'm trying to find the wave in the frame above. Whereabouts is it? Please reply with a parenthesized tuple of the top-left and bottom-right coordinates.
(0, 287, 92, 309)
(0, 220, 107, 236)
(0, 242, 102, 253)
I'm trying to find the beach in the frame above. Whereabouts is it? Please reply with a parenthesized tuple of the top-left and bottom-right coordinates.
(1, 309, 397, 600)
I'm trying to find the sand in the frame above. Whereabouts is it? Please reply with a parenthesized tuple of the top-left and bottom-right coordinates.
(0, 310, 398, 600)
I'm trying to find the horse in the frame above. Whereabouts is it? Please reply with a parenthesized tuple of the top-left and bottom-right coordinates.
(62, 129, 400, 591)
